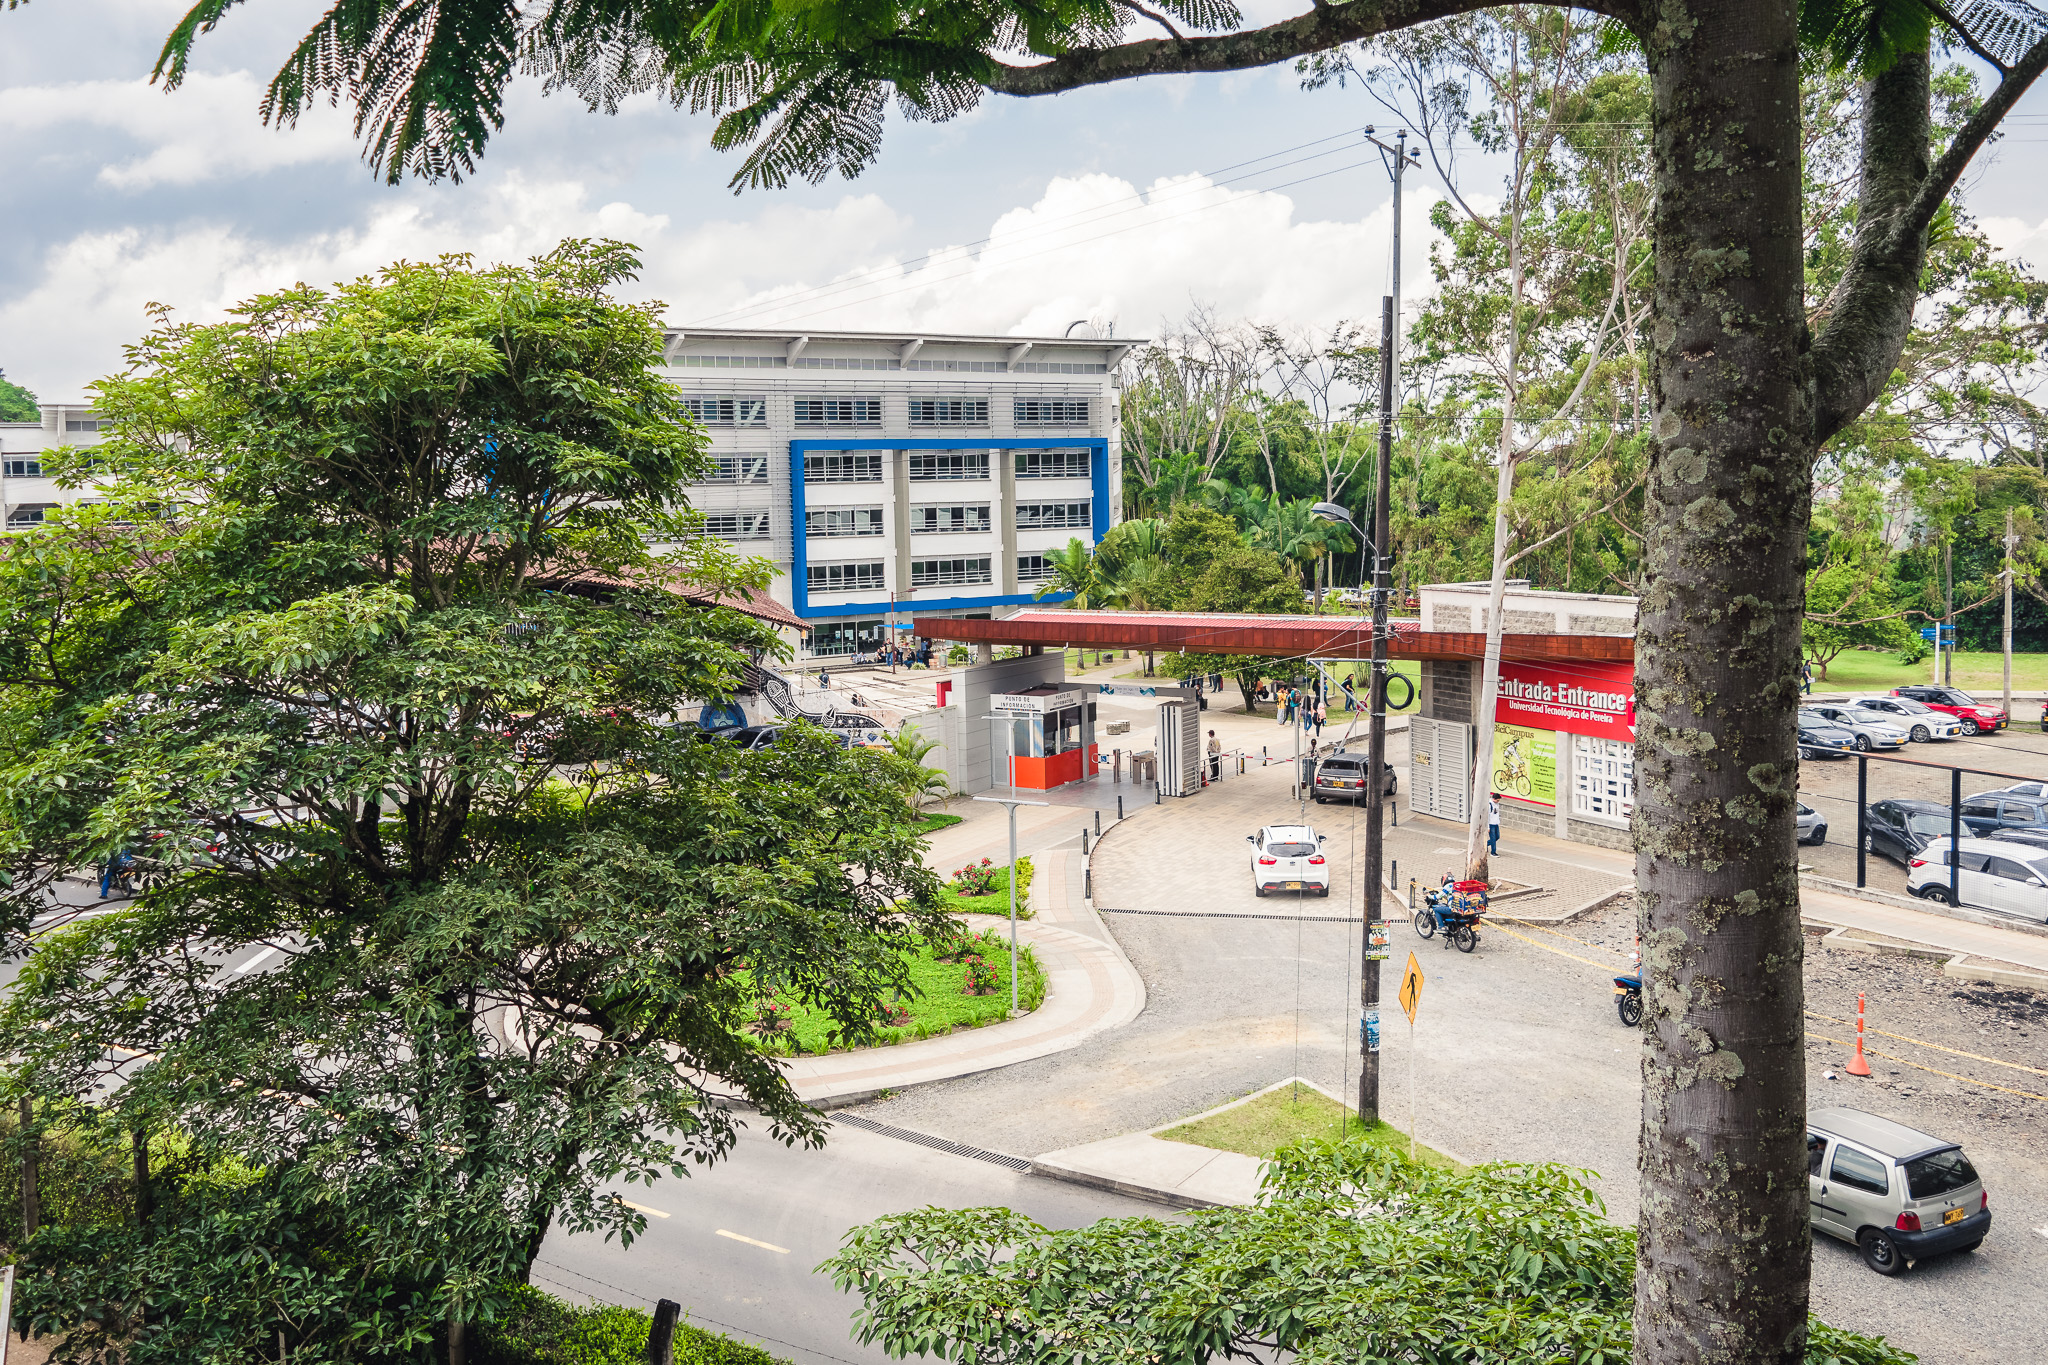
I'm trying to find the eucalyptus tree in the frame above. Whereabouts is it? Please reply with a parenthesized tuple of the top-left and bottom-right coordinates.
(113, 0, 2048, 1357)
(0, 244, 944, 1358)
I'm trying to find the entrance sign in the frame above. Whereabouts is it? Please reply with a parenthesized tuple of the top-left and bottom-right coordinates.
(990, 689, 1083, 715)
(1495, 660, 1635, 741)
(1093, 682, 1195, 699)
(1398, 953, 1424, 1024)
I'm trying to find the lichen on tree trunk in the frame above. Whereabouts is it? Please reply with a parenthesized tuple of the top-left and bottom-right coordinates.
(1633, 2, 1813, 1360)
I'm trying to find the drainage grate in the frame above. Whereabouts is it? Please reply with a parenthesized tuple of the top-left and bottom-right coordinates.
(833, 1112, 1032, 1171)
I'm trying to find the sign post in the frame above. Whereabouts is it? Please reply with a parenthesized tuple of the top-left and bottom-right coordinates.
(973, 793, 1049, 1014)
(1399, 953, 1425, 1159)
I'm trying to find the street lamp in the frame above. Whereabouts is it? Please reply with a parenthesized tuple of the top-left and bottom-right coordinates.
(971, 794, 1048, 1015)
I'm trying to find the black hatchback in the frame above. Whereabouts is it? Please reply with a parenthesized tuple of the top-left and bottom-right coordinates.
(1864, 799, 1986, 866)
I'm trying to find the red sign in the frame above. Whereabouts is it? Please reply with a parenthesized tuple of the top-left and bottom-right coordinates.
(1494, 660, 1636, 742)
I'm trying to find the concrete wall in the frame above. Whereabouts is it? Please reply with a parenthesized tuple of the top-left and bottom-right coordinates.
(1420, 660, 1473, 724)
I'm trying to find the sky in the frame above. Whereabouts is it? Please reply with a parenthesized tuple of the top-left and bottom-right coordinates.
(4, 0, 2048, 403)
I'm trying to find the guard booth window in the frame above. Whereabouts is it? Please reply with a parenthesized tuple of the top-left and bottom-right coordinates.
(1051, 705, 1082, 753)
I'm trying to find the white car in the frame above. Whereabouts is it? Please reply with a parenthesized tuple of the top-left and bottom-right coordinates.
(1848, 695, 1964, 742)
(1247, 825, 1331, 898)
(1906, 836, 2048, 921)
(1802, 704, 1909, 752)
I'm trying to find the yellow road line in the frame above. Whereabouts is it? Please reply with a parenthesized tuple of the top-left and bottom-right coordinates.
(618, 1199, 670, 1219)
(1805, 1032, 2048, 1103)
(716, 1228, 789, 1253)
(1803, 1010, 2048, 1079)
(1487, 920, 1623, 972)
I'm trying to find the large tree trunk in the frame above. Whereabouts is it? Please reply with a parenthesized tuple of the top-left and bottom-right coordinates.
(1633, 2, 1812, 1361)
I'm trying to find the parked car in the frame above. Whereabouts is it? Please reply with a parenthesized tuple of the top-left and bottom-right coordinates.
(702, 724, 783, 751)
(1247, 825, 1330, 898)
(1989, 826, 2048, 856)
(1975, 779, 2047, 799)
(1312, 752, 1397, 803)
(1958, 790, 2048, 835)
(1848, 695, 1964, 742)
(1862, 799, 1962, 866)
(1797, 717, 1856, 759)
(1801, 704, 1908, 752)
(1808, 1107, 1990, 1275)
(1891, 684, 2007, 736)
(1797, 801, 1827, 845)
(1907, 835, 2048, 919)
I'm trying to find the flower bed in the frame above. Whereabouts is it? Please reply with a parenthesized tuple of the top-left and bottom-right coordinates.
(745, 927, 1047, 1057)
(934, 856, 1033, 918)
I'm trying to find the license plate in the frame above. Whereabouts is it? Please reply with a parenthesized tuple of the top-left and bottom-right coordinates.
(1612, 985, 1628, 995)
(1944, 1205, 1968, 1225)
(1284, 881, 1304, 890)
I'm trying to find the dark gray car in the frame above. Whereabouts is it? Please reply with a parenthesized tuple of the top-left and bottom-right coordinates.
(1312, 752, 1397, 804)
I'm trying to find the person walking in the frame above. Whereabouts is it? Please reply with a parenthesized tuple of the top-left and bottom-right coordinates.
(1279, 686, 1293, 726)
(1312, 700, 1327, 740)
(1341, 675, 1358, 713)
(1207, 729, 1222, 781)
(1801, 660, 1812, 695)
(1488, 792, 1502, 857)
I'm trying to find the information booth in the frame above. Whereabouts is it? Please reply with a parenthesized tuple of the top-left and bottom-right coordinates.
(990, 685, 1097, 790)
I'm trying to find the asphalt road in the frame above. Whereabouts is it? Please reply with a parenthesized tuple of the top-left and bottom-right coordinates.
(534, 1122, 1170, 1364)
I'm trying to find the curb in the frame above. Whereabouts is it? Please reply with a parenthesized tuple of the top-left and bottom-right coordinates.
(1025, 1157, 1229, 1210)
(1799, 873, 2048, 940)
(1812, 926, 2048, 991)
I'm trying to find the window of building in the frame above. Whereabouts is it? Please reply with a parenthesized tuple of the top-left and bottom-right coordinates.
(701, 454, 771, 485)
(907, 449, 989, 481)
(807, 506, 885, 538)
(907, 398, 989, 426)
(1013, 448, 1091, 479)
(909, 504, 991, 534)
(1017, 554, 1053, 583)
(701, 509, 772, 541)
(1016, 501, 1091, 530)
(3, 458, 44, 478)
(792, 397, 882, 426)
(803, 452, 885, 483)
(680, 396, 768, 426)
(677, 355, 787, 369)
(908, 359, 1006, 373)
(809, 618, 889, 655)
(6, 504, 55, 528)
(1572, 735, 1634, 822)
(1013, 398, 1089, 426)
(64, 420, 101, 433)
(1016, 361, 1108, 374)
(911, 556, 992, 588)
(808, 561, 886, 594)
(794, 356, 897, 370)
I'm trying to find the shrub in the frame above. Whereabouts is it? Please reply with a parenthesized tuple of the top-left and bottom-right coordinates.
(960, 954, 999, 996)
(478, 1283, 790, 1365)
(950, 858, 999, 896)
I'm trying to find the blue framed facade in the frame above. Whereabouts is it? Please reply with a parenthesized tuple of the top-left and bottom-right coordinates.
(791, 437, 1110, 619)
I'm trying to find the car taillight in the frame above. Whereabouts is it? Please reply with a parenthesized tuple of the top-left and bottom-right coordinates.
(1258, 856, 1277, 865)
(1908, 858, 1927, 868)
(1894, 1212, 1921, 1233)
(1981, 1189, 1989, 1211)
(1308, 855, 1326, 865)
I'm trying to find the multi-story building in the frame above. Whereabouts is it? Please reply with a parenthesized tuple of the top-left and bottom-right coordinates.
(657, 327, 1132, 658)
(0, 402, 109, 528)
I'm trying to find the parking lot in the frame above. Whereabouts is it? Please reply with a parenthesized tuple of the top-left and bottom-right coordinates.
(1796, 708, 2048, 899)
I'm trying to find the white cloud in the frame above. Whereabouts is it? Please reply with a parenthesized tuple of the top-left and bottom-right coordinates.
(1979, 214, 2048, 269)
(2, 165, 1438, 396)
(0, 71, 361, 189)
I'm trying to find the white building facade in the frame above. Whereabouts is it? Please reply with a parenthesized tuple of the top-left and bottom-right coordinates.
(0, 403, 110, 528)
(657, 327, 1130, 657)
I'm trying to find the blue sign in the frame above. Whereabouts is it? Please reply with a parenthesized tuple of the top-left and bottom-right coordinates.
(1920, 626, 1956, 641)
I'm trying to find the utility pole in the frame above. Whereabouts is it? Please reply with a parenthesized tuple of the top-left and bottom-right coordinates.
(2005, 508, 2016, 723)
(1944, 539, 1955, 686)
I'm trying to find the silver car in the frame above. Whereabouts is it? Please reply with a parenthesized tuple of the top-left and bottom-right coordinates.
(1808, 1107, 1990, 1275)
(1802, 704, 1908, 752)
(1847, 695, 1964, 742)
(1796, 800, 1827, 845)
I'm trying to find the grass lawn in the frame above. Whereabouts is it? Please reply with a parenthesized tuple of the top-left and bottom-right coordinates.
(750, 927, 1046, 1057)
(1811, 649, 2048, 696)
(1160, 1084, 1461, 1168)
(934, 857, 1033, 918)
(913, 811, 964, 835)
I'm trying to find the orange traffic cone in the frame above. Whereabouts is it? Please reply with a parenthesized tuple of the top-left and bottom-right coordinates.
(1844, 992, 1873, 1077)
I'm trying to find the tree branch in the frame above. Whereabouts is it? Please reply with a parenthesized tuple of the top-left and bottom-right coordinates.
(1896, 34, 2048, 248)
(1919, 0, 2009, 77)
(981, 0, 1641, 96)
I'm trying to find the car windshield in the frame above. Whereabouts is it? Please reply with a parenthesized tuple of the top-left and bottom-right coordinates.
(1932, 689, 1976, 706)
(1889, 697, 1934, 713)
(1906, 814, 1953, 836)
(1266, 841, 1317, 857)
(1903, 1147, 1979, 1198)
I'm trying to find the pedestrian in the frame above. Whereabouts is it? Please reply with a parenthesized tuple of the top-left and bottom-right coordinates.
(818, 669, 831, 689)
(1488, 792, 1501, 857)
(1313, 700, 1326, 739)
(1278, 686, 1292, 726)
(1207, 729, 1222, 781)
(1801, 660, 1812, 695)
(1341, 675, 1357, 713)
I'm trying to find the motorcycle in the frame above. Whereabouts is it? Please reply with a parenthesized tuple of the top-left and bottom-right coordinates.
(1414, 875, 1487, 953)
(1613, 942, 1643, 1026)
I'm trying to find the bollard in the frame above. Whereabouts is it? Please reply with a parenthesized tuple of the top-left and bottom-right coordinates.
(1081, 828, 1090, 855)
(1118, 794, 1124, 821)
(1095, 810, 1101, 836)
(1083, 867, 1092, 900)
(1845, 993, 1873, 1077)
(646, 1300, 681, 1365)
(1409, 876, 1417, 909)
(1155, 783, 1161, 805)
(1391, 859, 1398, 893)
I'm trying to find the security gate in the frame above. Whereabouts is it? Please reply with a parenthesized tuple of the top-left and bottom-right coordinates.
(1409, 716, 1472, 822)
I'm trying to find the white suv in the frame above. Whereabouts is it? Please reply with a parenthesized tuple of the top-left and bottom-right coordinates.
(1847, 695, 1963, 742)
(1247, 825, 1330, 898)
(1906, 835, 2048, 921)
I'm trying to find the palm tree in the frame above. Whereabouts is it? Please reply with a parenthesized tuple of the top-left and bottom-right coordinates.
(886, 723, 950, 812)
(1035, 538, 1101, 607)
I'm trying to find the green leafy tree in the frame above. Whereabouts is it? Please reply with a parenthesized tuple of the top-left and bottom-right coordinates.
(1033, 537, 1103, 607)
(0, 370, 36, 422)
(885, 722, 950, 811)
(0, 244, 945, 1358)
